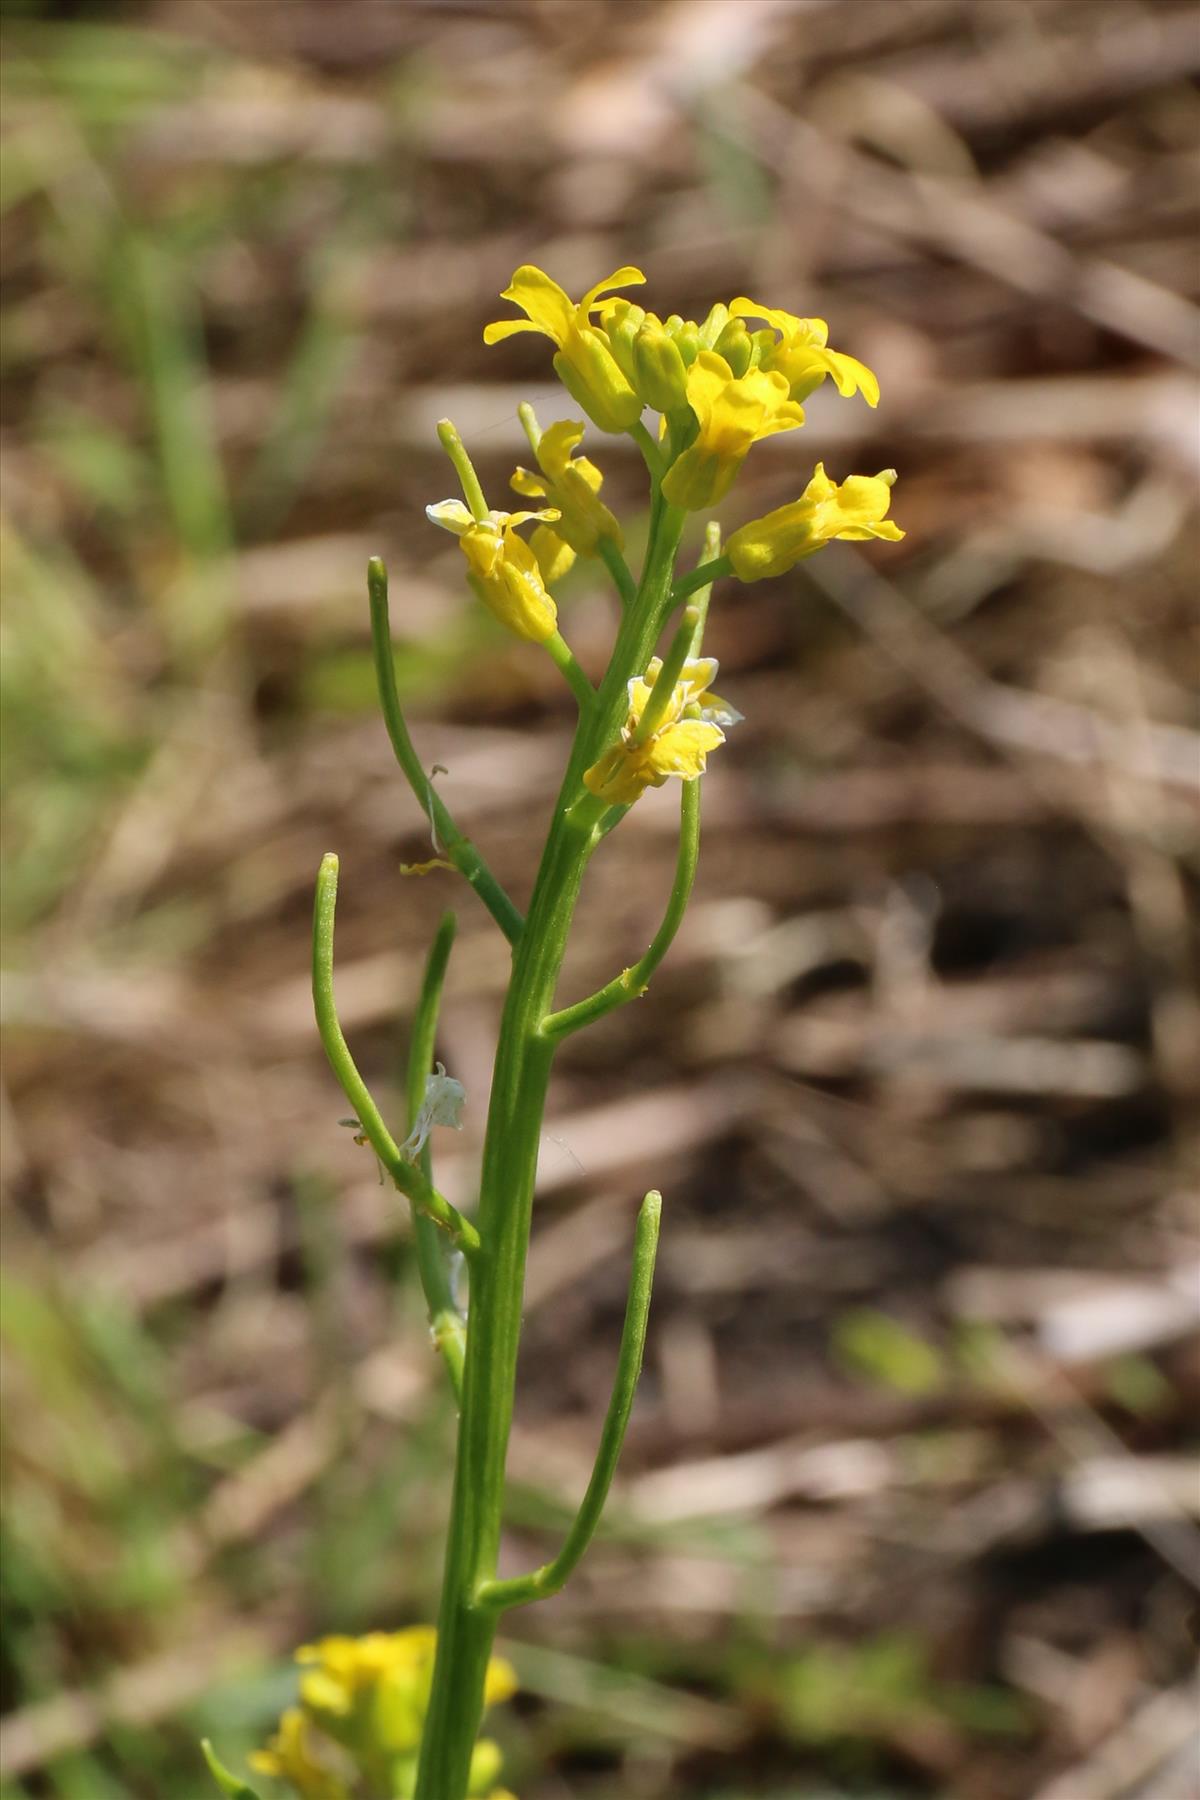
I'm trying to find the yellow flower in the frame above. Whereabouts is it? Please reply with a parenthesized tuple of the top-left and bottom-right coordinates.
(483, 1654, 519, 1707)
(427, 499, 561, 641)
(484, 264, 646, 433)
(249, 1630, 518, 1799)
(583, 656, 740, 806)
(727, 463, 903, 581)
(296, 1628, 437, 1755)
(730, 298, 880, 407)
(510, 418, 623, 584)
(249, 1709, 349, 1800)
(661, 351, 806, 511)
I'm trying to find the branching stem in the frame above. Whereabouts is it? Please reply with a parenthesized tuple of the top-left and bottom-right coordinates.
(313, 854, 481, 1259)
(368, 558, 524, 945)
(672, 549, 731, 607)
(542, 778, 701, 1039)
(475, 1190, 661, 1611)
(629, 416, 665, 480)
(544, 629, 595, 710)
(599, 535, 637, 608)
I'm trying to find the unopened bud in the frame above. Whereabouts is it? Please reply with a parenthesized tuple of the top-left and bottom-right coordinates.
(601, 300, 645, 388)
(665, 314, 701, 366)
(632, 320, 689, 412)
(713, 318, 753, 377)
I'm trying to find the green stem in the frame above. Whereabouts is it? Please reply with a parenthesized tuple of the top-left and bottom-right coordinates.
(543, 778, 700, 1039)
(599, 535, 637, 608)
(476, 1190, 661, 1611)
(629, 417, 665, 481)
(313, 853, 480, 1259)
(671, 549, 731, 607)
(413, 497, 687, 1800)
(406, 911, 466, 1397)
(368, 558, 524, 946)
(544, 629, 595, 710)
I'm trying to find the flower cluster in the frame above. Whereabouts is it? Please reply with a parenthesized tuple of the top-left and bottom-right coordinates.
(229, 1630, 517, 1800)
(425, 262, 902, 806)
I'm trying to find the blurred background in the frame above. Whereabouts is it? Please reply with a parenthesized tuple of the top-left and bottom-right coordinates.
(2, 2, 1198, 1796)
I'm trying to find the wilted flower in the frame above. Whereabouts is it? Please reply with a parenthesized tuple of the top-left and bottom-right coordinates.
(427, 500, 562, 641)
(510, 417, 622, 584)
(583, 656, 741, 806)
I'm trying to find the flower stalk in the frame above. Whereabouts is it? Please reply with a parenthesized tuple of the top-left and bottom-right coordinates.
(209, 260, 901, 1800)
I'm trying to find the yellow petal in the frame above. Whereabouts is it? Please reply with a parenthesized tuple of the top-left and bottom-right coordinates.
(299, 1668, 353, 1715)
(827, 472, 897, 527)
(729, 295, 804, 337)
(817, 348, 880, 407)
(484, 1654, 519, 1706)
(681, 350, 735, 433)
(426, 497, 476, 534)
(494, 264, 574, 342)
(530, 523, 576, 586)
(461, 523, 505, 581)
(583, 743, 649, 806)
(510, 466, 548, 499)
(804, 461, 837, 504)
(752, 397, 806, 438)
(645, 719, 725, 782)
(482, 317, 548, 345)
(536, 417, 586, 479)
(580, 264, 646, 314)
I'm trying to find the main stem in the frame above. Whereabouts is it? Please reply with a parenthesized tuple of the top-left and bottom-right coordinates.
(414, 502, 686, 1798)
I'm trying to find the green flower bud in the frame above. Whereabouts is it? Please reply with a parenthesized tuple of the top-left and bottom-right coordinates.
(665, 314, 702, 365)
(713, 317, 754, 377)
(632, 319, 689, 412)
(697, 301, 730, 348)
(600, 299, 645, 388)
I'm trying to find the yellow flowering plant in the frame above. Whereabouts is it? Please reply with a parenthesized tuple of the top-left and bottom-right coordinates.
(203, 1631, 516, 1800)
(205, 263, 901, 1800)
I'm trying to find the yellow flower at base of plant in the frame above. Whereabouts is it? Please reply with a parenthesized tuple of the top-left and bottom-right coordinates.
(510, 418, 623, 585)
(427, 499, 562, 642)
(249, 1708, 349, 1800)
(662, 351, 806, 511)
(248, 1629, 519, 1800)
(731, 298, 880, 407)
(485, 264, 646, 433)
(296, 1629, 435, 1736)
(583, 656, 740, 806)
(727, 463, 904, 581)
